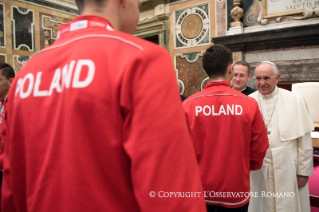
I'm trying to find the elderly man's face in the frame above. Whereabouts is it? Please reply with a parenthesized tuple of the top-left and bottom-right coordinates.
(255, 63, 280, 95)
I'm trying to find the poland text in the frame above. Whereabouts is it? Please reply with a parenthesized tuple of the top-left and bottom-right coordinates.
(15, 59, 95, 99)
(195, 104, 243, 116)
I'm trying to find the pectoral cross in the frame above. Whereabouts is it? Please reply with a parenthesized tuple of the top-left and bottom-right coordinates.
(266, 126, 271, 135)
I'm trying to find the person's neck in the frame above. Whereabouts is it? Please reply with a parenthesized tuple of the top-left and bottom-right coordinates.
(80, 7, 120, 30)
(209, 76, 229, 82)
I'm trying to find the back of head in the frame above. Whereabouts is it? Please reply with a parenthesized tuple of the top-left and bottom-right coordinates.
(203, 44, 233, 78)
(0, 62, 15, 79)
(75, 0, 107, 14)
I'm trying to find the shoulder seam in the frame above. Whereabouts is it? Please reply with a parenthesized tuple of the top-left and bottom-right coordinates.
(183, 94, 254, 105)
(32, 34, 144, 58)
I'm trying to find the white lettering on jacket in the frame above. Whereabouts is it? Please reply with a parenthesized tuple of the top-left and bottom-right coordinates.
(16, 59, 95, 99)
(195, 104, 243, 116)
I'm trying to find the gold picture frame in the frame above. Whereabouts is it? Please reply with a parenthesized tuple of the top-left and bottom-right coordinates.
(262, 0, 309, 19)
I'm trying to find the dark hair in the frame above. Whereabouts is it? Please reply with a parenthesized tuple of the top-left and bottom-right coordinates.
(0, 63, 15, 80)
(202, 44, 233, 78)
(233, 61, 251, 75)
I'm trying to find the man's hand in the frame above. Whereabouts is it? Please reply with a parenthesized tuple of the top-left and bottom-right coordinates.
(297, 175, 308, 189)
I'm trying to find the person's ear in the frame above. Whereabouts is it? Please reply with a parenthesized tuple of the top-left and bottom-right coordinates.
(275, 74, 281, 84)
(119, 0, 127, 8)
(228, 64, 233, 75)
(204, 70, 209, 77)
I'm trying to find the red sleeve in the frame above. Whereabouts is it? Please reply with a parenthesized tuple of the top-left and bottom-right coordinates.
(250, 101, 269, 170)
(0, 137, 3, 170)
(1, 95, 16, 211)
(0, 100, 8, 170)
(183, 102, 202, 162)
(120, 46, 206, 211)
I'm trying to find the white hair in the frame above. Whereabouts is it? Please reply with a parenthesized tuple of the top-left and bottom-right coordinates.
(258, 61, 279, 75)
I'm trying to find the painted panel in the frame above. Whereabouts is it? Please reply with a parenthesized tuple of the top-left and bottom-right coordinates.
(12, 6, 34, 51)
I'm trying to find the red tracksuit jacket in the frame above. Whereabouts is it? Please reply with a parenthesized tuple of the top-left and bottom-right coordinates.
(1, 15, 206, 212)
(183, 81, 268, 208)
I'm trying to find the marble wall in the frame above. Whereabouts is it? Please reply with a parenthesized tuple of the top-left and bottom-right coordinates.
(175, 51, 206, 96)
(12, 6, 34, 52)
(166, 0, 319, 96)
(0, 0, 76, 72)
(39, 12, 71, 49)
(169, 0, 217, 96)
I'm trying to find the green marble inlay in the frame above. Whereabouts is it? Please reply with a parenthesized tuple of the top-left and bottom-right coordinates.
(18, 7, 28, 13)
(176, 37, 184, 48)
(198, 33, 210, 45)
(198, 3, 209, 15)
(18, 46, 29, 51)
(175, 9, 185, 22)
(18, 55, 29, 63)
(183, 52, 201, 61)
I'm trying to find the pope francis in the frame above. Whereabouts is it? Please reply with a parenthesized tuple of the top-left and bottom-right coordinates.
(248, 61, 314, 212)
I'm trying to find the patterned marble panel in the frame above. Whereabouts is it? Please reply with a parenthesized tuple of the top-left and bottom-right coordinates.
(13, 55, 30, 73)
(216, 0, 226, 37)
(174, 3, 210, 49)
(12, 6, 34, 51)
(175, 52, 206, 96)
(40, 13, 71, 49)
(0, 54, 6, 63)
(0, 4, 5, 47)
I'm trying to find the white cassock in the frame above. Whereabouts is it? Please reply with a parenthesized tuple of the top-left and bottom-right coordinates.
(249, 86, 314, 212)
